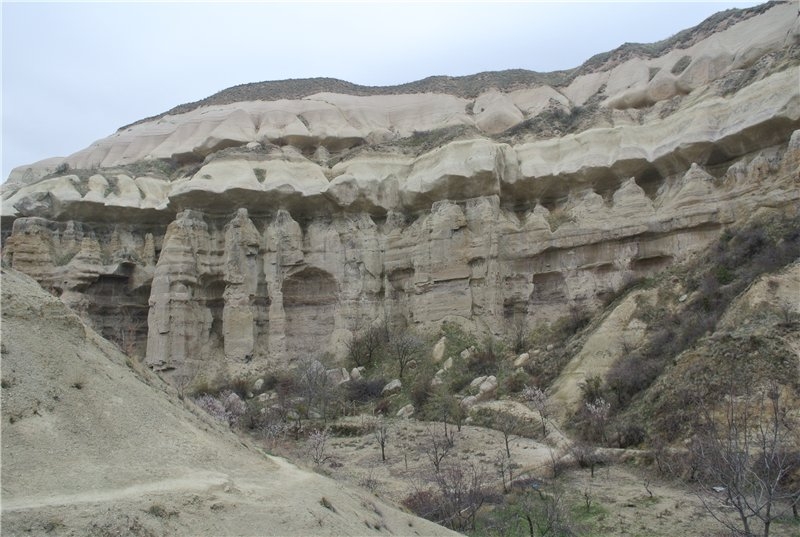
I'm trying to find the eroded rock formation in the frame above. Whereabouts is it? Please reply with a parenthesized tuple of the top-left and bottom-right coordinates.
(2, 2, 798, 382)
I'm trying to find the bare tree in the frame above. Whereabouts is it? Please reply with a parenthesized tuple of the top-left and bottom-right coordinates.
(308, 428, 332, 466)
(692, 382, 799, 537)
(295, 357, 338, 423)
(346, 322, 387, 368)
(372, 417, 390, 462)
(585, 397, 611, 444)
(522, 385, 552, 436)
(523, 488, 577, 537)
(424, 422, 454, 474)
(569, 441, 604, 478)
(387, 330, 423, 380)
(496, 411, 522, 458)
(494, 451, 518, 493)
(172, 360, 196, 400)
(434, 461, 490, 531)
(546, 446, 567, 479)
(431, 390, 464, 438)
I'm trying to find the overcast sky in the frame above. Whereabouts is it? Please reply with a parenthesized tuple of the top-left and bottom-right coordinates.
(2, 1, 762, 180)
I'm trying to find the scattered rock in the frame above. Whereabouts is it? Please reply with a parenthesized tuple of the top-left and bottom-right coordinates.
(396, 404, 414, 419)
(469, 376, 487, 389)
(327, 368, 350, 385)
(431, 336, 446, 363)
(460, 395, 478, 410)
(431, 370, 446, 388)
(477, 376, 498, 401)
(381, 379, 402, 396)
(350, 367, 365, 381)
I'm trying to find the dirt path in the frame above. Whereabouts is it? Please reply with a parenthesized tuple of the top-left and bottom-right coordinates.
(1, 470, 231, 511)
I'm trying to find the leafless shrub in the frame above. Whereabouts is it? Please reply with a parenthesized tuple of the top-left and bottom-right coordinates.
(520, 488, 578, 537)
(308, 428, 332, 466)
(194, 393, 230, 423)
(193, 390, 246, 427)
(294, 357, 339, 423)
(692, 381, 799, 537)
(547, 446, 570, 479)
(494, 451, 518, 494)
(433, 461, 491, 531)
(424, 422, 454, 474)
(569, 442, 605, 478)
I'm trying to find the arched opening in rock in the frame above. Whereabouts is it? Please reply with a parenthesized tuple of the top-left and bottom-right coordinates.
(85, 272, 150, 357)
(282, 267, 337, 362)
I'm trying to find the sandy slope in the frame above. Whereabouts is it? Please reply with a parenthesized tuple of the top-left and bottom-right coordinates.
(0, 267, 459, 536)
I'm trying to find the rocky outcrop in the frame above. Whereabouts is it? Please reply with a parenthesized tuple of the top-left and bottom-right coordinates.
(2, 2, 798, 382)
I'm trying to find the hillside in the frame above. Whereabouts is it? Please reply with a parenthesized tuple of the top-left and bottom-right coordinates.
(0, 267, 458, 536)
(1, 3, 799, 535)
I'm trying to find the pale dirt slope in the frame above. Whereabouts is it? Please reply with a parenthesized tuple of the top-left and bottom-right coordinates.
(0, 267, 459, 537)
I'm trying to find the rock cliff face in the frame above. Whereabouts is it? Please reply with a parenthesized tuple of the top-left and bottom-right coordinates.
(2, 2, 798, 382)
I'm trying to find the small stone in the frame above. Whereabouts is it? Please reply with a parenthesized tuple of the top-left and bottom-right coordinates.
(513, 353, 530, 368)
(253, 378, 264, 392)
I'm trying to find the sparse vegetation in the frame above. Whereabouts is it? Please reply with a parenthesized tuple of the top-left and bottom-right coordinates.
(671, 55, 692, 75)
(603, 213, 800, 441)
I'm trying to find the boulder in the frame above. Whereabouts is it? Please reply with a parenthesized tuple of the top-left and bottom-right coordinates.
(513, 353, 530, 368)
(477, 376, 498, 402)
(381, 379, 402, 397)
(253, 378, 265, 392)
(431, 370, 445, 387)
(396, 404, 415, 419)
(350, 366, 365, 381)
(432, 336, 446, 363)
(327, 367, 350, 385)
(469, 376, 487, 389)
(460, 395, 478, 410)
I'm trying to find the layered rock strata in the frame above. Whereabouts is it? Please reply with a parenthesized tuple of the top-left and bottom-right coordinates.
(2, 2, 798, 382)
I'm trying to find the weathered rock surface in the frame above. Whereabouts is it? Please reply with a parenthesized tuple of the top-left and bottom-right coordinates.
(1, 3, 798, 383)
